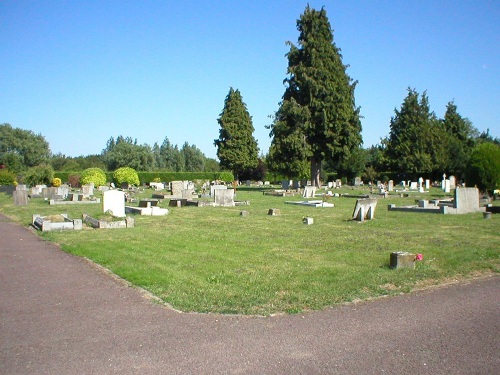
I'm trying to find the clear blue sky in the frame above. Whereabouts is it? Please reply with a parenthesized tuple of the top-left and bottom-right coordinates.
(1, 0, 498, 159)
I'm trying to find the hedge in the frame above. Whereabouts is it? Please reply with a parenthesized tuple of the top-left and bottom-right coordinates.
(54, 171, 235, 185)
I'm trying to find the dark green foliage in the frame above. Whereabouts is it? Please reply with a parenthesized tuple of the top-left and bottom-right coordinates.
(67, 174, 81, 188)
(384, 89, 444, 177)
(0, 123, 51, 173)
(23, 164, 54, 186)
(102, 136, 155, 171)
(268, 6, 362, 186)
(441, 101, 478, 179)
(0, 169, 17, 185)
(466, 143, 500, 195)
(215, 88, 259, 180)
(113, 167, 140, 186)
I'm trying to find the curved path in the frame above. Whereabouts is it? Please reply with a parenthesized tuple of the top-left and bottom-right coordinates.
(0, 213, 498, 374)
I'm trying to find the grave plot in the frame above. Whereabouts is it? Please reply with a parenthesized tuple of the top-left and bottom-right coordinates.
(125, 199, 169, 216)
(285, 200, 334, 208)
(32, 214, 82, 231)
(388, 187, 486, 215)
(82, 214, 134, 229)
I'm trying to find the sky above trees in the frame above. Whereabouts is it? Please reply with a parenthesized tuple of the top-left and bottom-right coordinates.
(1, 0, 498, 158)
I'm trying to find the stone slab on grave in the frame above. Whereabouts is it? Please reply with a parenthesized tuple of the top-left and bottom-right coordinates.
(390, 252, 415, 269)
(449, 175, 456, 189)
(268, 208, 281, 216)
(302, 186, 317, 198)
(32, 214, 82, 231)
(68, 193, 84, 201)
(444, 180, 451, 193)
(352, 198, 378, 221)
(82, 184, 94, 197)
(214, 188, 235, 207)
(169, 198, 188, 207)
(171, 181, 184, 196)
(210, 184, 227, 197)
(102, 190, 126, 217)
(13, 190, 28, 206)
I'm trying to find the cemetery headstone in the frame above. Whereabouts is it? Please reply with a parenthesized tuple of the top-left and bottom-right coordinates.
(449, 175, 456, 189)
(171, 181, 184, 196)
(444, 180, 451, 193)
(354, 177, 362, 186)
(102, 190, 126, 217)
(302, 186, 317, 198)
(352, 198, 378, 222)
(13, 190, 28, 206)
(410, 182, 418, 190)
(282, 180, 291, 190)
(425, 179, 430, 190)
(214, 188, 235, 207)
(390, 252, 415, 269)
(82, 184, 94, 197)
(388, 180, 394, 192)
(268, 208, 281, 216)
(210, 184, 227, 197)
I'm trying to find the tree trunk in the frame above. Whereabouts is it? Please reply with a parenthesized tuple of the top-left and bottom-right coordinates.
(310, 157, 321, 187)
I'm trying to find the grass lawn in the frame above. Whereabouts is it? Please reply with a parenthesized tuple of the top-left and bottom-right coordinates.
(1, 185, 498, 315)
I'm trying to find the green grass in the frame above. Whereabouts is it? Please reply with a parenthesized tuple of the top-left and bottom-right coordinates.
(1, 186, 498, 315)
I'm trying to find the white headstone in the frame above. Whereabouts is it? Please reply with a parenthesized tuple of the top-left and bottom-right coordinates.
(388, 180, 394, 192)
(444, 180, 451, 193)
(425, 179, 430, 190)
(303, 186, 317, 198)
(103, 190, 125, 217)
(449, 175, 456, 189)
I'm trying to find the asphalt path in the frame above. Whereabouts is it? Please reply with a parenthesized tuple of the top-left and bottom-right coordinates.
(0, 213, 498, 374)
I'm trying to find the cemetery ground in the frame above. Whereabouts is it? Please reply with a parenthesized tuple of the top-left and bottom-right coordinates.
(0, 186, 498, 316)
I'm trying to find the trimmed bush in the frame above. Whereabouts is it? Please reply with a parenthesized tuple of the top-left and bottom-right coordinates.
(67, 174, 81, 188)
(52, 177, 62, 187)
(113, 167, 140, 186)
(0, 169, 17, 185)
(81, 168, 107, 187)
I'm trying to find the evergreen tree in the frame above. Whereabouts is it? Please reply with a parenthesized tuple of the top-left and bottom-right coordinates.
(268, 6, 362, 186)
(214, 87, 259, 180)
(385, 89, 442, 177)
(442, 101, 477, 178)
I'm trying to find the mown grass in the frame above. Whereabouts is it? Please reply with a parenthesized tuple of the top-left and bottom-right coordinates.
(0, 186, 498, 315)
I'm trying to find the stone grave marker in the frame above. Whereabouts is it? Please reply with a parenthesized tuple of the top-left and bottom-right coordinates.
(268, 208, 281, 216)
(410, 182, 418, 190)
(282, 180, 291, 190)
(444, 180, 451, 193)
(354, 177, 362, 186)
(171, 181, 184, 196)
(425, 179, 430, 190)
(302, 186, 317, 198)
(214, 188, 235, 207)
(390, 252, 415, 269)
(335, 179, 342, 188)
(352, 198, 378, 222)
(210, 184, 227, 197)
(388, 180, 394, 192)
(13, 189, 28, 206)
(102, 190, 126, 217)
(82, 184, 94, 197)
(449, 175, 456, 189)
(292, 180, 300, 189)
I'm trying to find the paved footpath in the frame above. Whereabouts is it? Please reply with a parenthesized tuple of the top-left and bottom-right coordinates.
(1, 213, 498, 375)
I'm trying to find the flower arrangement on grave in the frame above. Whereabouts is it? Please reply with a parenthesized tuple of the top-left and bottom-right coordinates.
(415, 253, 423, 261)
(152, 177, 161, 183)
(52, 177, 62, 187)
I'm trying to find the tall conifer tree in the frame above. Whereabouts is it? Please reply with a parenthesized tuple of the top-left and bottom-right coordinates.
(214, 87, 259, 180)
(268, 6, 362, 186)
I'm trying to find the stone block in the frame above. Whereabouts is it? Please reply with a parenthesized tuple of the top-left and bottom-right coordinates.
(390, 252, 415, 269)
(268, 208, 281, 216)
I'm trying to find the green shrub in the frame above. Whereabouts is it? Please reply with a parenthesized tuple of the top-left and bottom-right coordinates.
(0, 169, 17, 185)
(24, 164, 54, 186)
(81, 168, 107, 186)
(466, 142, 500, 195)
(113, 167, 140, 186)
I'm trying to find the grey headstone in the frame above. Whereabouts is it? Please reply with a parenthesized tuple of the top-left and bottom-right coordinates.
(352, 198, 378, 221)
(13, 190, 28, 206)
(214, 189, 235, 207)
